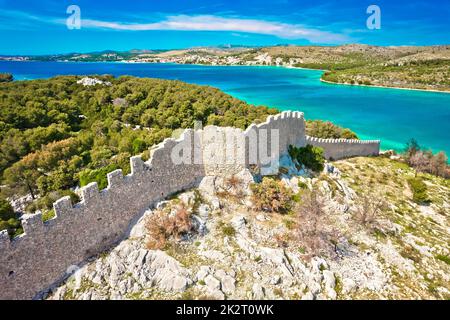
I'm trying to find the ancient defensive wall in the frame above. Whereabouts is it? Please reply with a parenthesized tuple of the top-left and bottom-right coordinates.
(0, 111, 379, 299)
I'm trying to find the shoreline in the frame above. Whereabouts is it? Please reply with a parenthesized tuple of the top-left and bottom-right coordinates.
(3, 59, 449, 94)
(320, 78, 450, 94)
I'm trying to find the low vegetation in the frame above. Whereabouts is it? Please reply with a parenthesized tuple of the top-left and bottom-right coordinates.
(403, 139, 449, 178)
(306, 120, 358, 140)
(322, 59, 450, 91)
(250, 177, 293, 214)
(407, 177, 429, 204)
(145, 204, 193, 250)
(288, 144, 325, 172)
(295, 190, 339, 258)
(0, 198, 21, 237)
(354, 194, 385, 230)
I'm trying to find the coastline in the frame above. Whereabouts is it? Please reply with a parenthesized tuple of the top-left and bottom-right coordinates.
(320, 78, 450, 94)
(5, 58, 448, 94)
(118, 60, 450, 94)
(1, 59, 449, 157)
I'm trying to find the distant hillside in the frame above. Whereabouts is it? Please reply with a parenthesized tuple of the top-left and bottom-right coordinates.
(260, 44, 450, 91)
(2, 44, 449, 91)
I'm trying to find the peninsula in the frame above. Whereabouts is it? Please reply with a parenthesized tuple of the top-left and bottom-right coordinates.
(2, 44, 449, 92)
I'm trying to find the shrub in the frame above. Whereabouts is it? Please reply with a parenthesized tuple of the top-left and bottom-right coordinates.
(354, 195, 385, 228)
(0, 199, 21, 238)
(404, 139, 449, 178)
(407, 177, 429, 204)
(79, 164, 120, 190)
(0, 217, 21, 238)
(429, 152, 449, 178)
(221, 224, 236, 237)
(295, 190, 339, 257)
(274, 233, 289, 248)
(42, 209, 56, 222)
(145, 204, 193, 250)
(288, 144, 325, 172)
(25, 190, 79, 213)
(306, 120, 358, 139)
(0, 198, 15, 221)
(225, 175, 243, 190)
(404, 138, 420, 160)
(435, 254, 450, 265)
(218, 175, 246, 201)
(250, 178, 293, 214)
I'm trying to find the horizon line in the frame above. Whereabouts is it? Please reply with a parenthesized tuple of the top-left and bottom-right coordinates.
(1, 43, 450, 57)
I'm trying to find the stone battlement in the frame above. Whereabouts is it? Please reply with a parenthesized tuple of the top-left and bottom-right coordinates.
(305, 135, 380, 160)
(0, 111, 379, 299)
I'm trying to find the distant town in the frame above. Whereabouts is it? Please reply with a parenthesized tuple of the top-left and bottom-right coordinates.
(0, 46, 301, 67)
(2, 44, 449, 92)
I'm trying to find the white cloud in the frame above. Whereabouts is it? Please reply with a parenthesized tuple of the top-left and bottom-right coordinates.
(81, 15, 350, 43)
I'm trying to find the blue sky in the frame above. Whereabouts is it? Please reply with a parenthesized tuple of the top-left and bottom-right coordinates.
(0, 0, 449, 54)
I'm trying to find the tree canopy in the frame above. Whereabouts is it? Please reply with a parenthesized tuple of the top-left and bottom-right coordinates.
(0, 75, 277, 202)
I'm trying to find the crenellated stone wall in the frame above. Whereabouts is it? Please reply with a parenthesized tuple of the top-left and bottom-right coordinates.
(0, 111, 379, 299)
(305, 136, 380, 160)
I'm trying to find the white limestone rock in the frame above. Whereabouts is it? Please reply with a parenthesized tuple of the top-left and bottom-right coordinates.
(76, 77, 111, 87)
(178, 191, 197, 208)
(196, 266, 212, 282)
(301, 291, 315, 300)
(198, 203, 211, 219)
(231, 215, 247, 231)
(342, 278, 356, 294)
(204, 275, 221, 291)
(252, 283, 265, 299)
(322, 270, 337, 299)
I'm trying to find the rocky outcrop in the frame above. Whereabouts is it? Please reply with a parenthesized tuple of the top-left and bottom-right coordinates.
(46, 155, 450, 300)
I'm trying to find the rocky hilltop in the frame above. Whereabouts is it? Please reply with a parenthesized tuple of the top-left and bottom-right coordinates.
(47, 155, 450, 300)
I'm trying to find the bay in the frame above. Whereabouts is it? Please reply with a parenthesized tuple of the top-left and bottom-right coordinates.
(1, 61, 449, 155)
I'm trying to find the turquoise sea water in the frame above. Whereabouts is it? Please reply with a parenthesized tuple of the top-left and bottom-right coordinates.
(1, 61, 449, 155)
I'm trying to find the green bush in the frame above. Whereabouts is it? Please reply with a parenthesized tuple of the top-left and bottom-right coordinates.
(79, 164, 121, 190)
(0, 217, 22, 238)
(306, 120, 358, 139)
(250, 177, 293, 214)
(407, 177, 429, 204)
(0, 220, 10, 232)
(25, 190, 79, 213)
(0, 198, 15, 221)
(435, 254, 450, 265)
(289, 144, 325, 172)
(221, 224, 236, 237)
(42, 209, 56, 222)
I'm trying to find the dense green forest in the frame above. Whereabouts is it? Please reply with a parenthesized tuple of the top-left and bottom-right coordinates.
(0, 75, 358, 236)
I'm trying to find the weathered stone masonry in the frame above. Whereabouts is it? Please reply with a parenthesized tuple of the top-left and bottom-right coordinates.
(0, 111, 379, 299)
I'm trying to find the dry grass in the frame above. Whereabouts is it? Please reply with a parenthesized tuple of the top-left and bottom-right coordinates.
(145, 204, 193, 250)
(250, 177, 293, 214)
(354, 194, 386, 229)
(295, 190, 340, 257)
